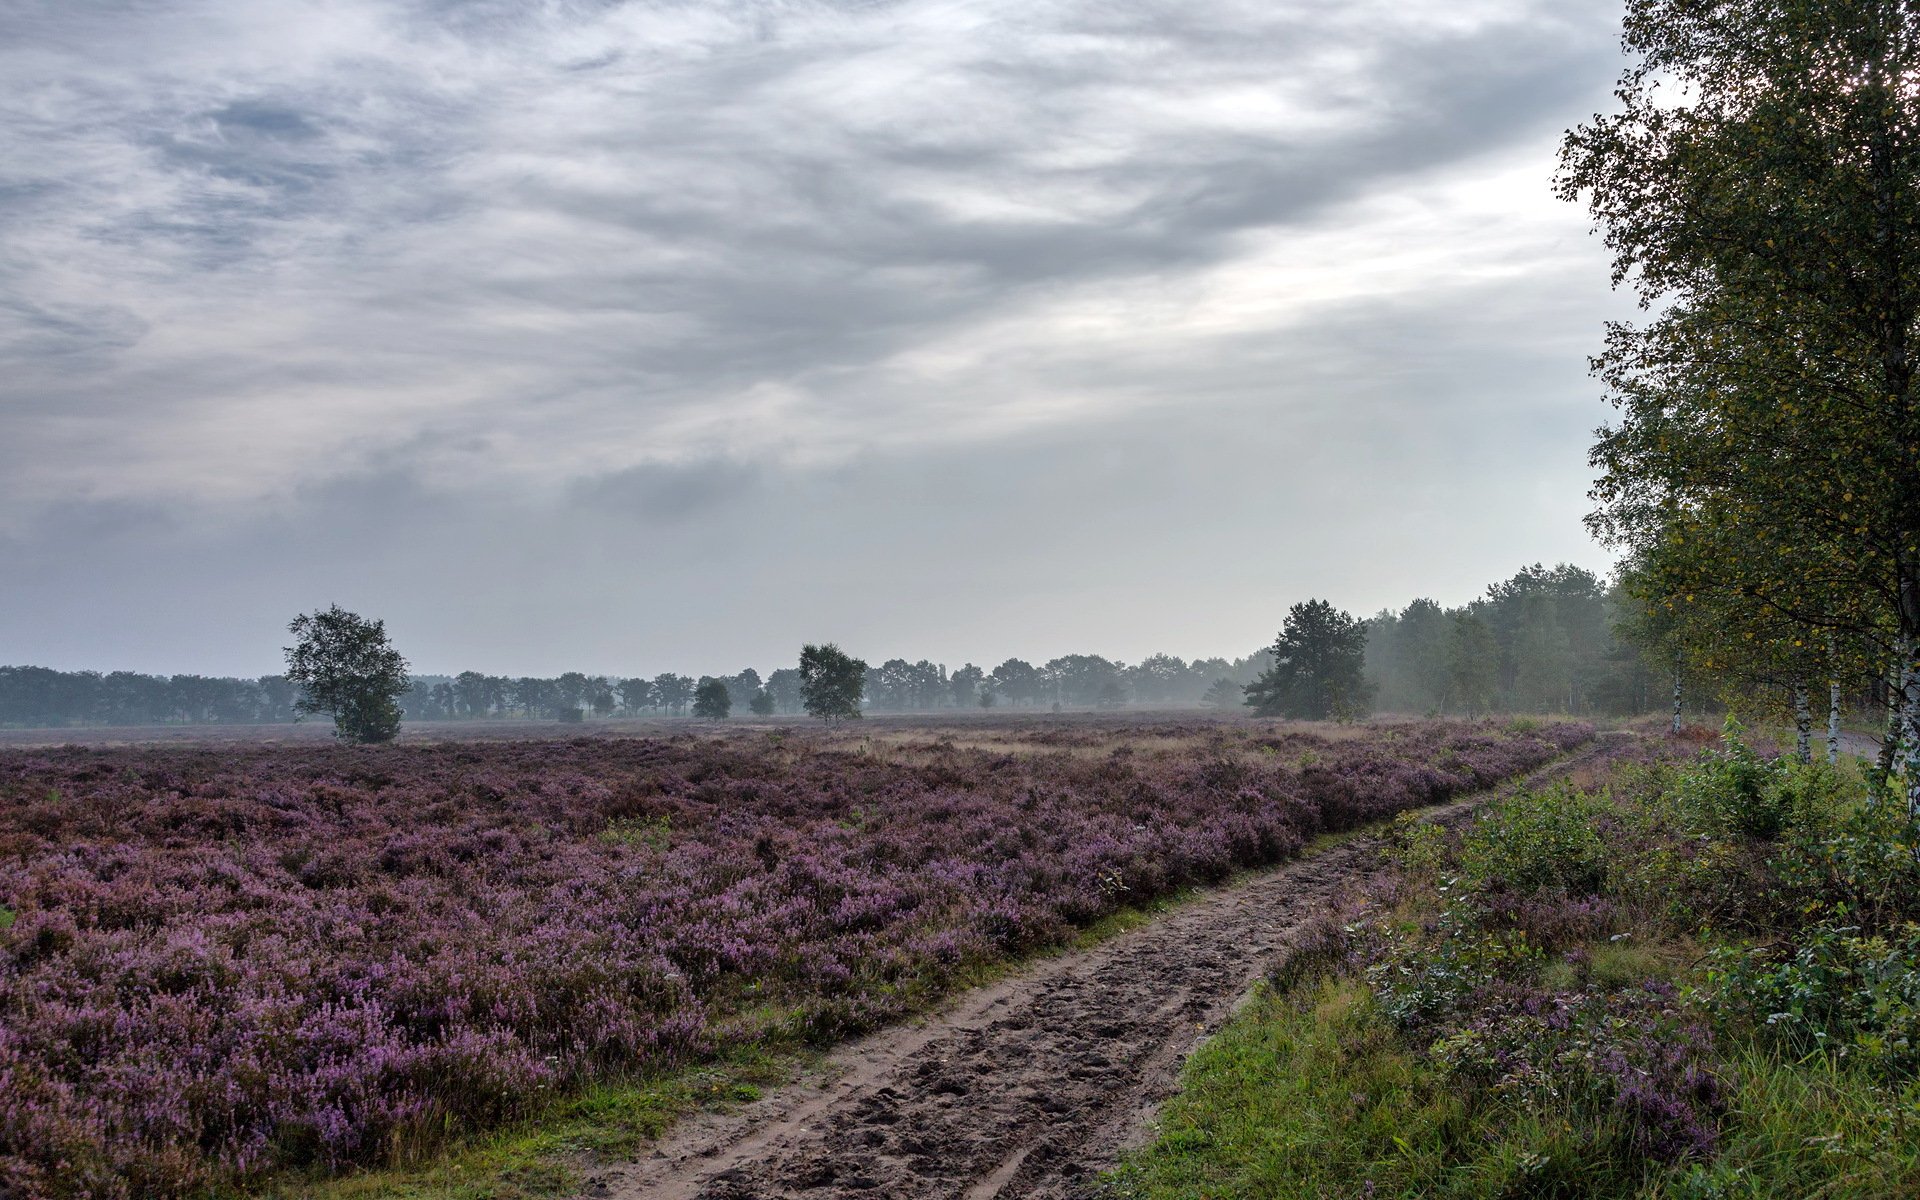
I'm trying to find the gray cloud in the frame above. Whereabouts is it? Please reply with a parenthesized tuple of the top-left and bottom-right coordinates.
(0, 0, 1634, 674)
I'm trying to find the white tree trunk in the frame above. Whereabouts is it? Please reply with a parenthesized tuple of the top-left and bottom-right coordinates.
(1671, 670, 1683, 736)
(1883, 640, 1908, 779)
(1828, 678, 1844, 764)
(1827, 635, 1842, 765)
(1902, 646, 1920, 819)
(1793, 681, 1814, 765)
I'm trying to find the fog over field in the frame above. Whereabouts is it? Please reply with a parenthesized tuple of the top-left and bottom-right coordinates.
(0, 1, 1630, 676)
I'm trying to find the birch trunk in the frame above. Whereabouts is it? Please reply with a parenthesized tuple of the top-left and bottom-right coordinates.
(1829, 678, 1843, 764)
(1827, 635, 1842, 764)
(1671, 670, 1683, 736)
(1903, 646, 1920, 819)
(1883, 639, 1908, 780)
(1793, 681, 1814, 765)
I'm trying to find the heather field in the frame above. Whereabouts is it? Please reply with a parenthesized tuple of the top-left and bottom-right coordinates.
(0, 717, 1591, 1197)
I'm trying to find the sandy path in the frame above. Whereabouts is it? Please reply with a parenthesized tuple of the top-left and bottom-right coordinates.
(583, 747, 1609, 1200)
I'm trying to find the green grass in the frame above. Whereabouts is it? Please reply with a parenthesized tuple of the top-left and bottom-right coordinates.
(1107, 966, 1920, 1200)
(1656, 1045, 1920, 1200)
(1104, 978, 1655, 1200)
(1106, 755, 1920, 1200)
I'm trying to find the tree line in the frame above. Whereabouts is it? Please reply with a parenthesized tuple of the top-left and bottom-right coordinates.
(1, 561, 1704, 730)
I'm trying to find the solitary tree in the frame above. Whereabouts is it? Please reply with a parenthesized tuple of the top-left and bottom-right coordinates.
(799, 643, 866, 723)
(1244, 600, 1373, 721)
(283, 605, 411, 743)
(692, 676, 733, 719)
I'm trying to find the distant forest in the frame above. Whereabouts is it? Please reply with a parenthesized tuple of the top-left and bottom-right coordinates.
(2, 563, 1684, 728)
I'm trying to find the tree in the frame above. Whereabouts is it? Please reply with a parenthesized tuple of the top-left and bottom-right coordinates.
(1244, 600, 1373, 721)
(617, 676, 654, 714)
(1201, 677, 1243, 709)
(283, 605, 411, 744)
(1448, 614, 1500, 717)
(950, 663, 986, 708)
(555, 672, 589, 715)
(991, 658, 1041, 707)
(749, 689, 776, 716)
(452, 670, 489, 718)
(652, 673, 693, 716)
(799, 643, 866, 723)
(512, 676, 555, 718)
(692, 676, 732, 719)
(1560, 0, 1920, 809)
(764, 668, 804, 714)
(724, 669, 763, 714)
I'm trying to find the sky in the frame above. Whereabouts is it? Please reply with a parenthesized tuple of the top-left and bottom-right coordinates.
(0, 0, 1637, 679)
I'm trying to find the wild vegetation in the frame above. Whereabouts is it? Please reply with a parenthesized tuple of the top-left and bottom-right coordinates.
(1109, 731, 1920, 1198)
(1564, 0, 1920, 796)
(0, 718, 1589, 1197)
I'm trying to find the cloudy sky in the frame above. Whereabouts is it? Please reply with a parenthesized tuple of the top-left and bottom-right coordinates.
(0, 0, 1634, 678)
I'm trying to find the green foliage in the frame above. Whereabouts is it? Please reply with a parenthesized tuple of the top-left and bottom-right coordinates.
(748, 690, 775, 716)
(1669, 731, 1785, 840)
(600, 815, 672, 851)
(1460, 783, 1613, 895)
(1114, 739, 1920, 1199)
(797, 643, 865, 723)
(1198, 678, 1241, 709)
(1364, 915, 1540, 1031)
(691, 677, 732, 719)
(1707, 923, 1920, 1079)
(1108, 980, 1679, 1200)
(1446, 613, 1499, 716)
(1244, 600, 1373, 721)
(0, 905, 14, 932)
(1383, 811, 1449, 883)
(1562, 0, 1920, 803)
(282, 605, 411, 744)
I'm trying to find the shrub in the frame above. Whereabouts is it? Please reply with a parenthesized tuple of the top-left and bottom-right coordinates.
(1459, 783, 1612, 896)
(1707, 922, 1920, 1079)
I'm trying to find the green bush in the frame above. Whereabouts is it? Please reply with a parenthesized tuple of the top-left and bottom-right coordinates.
(1459, 783, 1612, 896)
(1707, 921, 1920, 1079)
(1363, 910, 1540, 1031)
(1671, 734, 1788, 840)
(1770, 791, 1920, 931)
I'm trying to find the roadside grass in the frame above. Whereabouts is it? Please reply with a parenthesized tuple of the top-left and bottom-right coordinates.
(1108, 741, 1920, 1200)
(1103, 978, 1625, 1200)
(1107, 978, 1920, 1200)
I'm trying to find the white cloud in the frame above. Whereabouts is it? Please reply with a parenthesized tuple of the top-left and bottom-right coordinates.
(0, 0, 1633, 671)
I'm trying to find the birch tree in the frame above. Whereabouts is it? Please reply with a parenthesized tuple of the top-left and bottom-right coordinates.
(1562, 0, 1920, 808)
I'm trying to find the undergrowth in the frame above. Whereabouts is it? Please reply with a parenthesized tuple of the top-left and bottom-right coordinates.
(1108, 730, 1920, 1199)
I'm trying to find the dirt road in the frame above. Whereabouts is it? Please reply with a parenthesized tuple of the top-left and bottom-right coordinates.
(585, 751, 1603, 1200)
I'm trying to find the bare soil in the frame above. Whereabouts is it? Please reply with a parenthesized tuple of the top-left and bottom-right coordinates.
(583, 744, 1614, 1200)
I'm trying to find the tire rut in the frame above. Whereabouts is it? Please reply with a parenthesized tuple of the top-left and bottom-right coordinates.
(584, 747, 1611, 1200)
